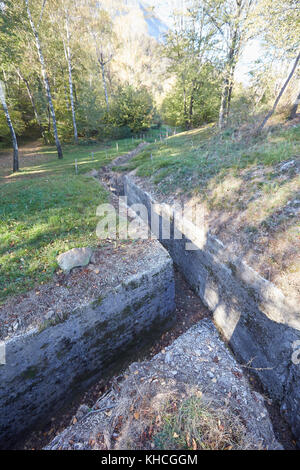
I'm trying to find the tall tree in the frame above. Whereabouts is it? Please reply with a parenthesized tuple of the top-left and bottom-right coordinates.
(25, 0, 63, 158)
(82, 1, 116, 113)
(0, 80, 19, 172)
(49, 0, 79, 143)
(288, 89, 300, 120)
(257, 52, 300, 132)
(255, 0, 300, 130)
(63, 7, 78, 143)
(163, 2, 218, 129)
(203, 0, 255, 128)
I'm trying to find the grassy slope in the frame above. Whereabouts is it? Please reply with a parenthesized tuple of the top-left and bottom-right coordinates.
(115, 122, 300, 295)
(0, 137, 147, 303)
(118, 123, 300, 194)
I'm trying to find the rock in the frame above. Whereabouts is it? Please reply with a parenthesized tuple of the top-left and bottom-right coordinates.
(280, 160, 295, 171)
(45, 310, 55, 320)
(57, 247, 93, 273)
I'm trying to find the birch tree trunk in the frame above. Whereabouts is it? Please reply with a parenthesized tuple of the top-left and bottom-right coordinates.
(0, 80, 19, 172)
(25, 0, 63, 159)
(99, 58, 109, 112)
(257, 52, 300, 133)
(64, 12, 78, 144)
(288, 89, 300, 120)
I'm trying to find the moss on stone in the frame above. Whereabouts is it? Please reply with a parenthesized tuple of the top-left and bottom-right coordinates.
(22, 366, 39, 380)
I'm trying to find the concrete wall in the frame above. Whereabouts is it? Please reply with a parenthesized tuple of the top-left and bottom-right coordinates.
(124, 175, 300, 445)
(0, 252, 175, 448)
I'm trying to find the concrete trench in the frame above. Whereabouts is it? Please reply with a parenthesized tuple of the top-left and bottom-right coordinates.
(114, 172, 300, 447)
(1, 145, 299, 449)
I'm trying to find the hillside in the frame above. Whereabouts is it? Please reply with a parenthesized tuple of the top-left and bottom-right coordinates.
(114, 120, 300, 303)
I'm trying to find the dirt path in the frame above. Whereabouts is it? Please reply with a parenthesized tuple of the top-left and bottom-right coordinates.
(0, 140, 53, 182)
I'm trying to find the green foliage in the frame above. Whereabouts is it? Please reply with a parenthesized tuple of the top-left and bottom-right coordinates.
(161, 66, 221, 128)
(0, 110, 26, 142)
(107, 85, 154, 133)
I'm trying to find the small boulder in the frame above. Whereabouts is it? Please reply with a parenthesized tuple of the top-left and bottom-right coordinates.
(280, 160, 295, 171)
(57, 247, 93, 273)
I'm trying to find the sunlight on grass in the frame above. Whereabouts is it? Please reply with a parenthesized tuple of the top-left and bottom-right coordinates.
(0, 174, 109, 303)
(0, 129, 173, 302)
(115, 123, 300, 197)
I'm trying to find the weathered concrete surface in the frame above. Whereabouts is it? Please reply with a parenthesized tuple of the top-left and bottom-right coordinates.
(0, 240, 175, 448)
(45, 320, 281, 450)
(123, 174, 300, 446)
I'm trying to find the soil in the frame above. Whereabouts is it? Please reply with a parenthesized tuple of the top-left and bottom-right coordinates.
(0, 140, 54, 183)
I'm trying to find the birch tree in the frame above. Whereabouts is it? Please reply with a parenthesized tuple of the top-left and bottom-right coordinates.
(203, 0, 255, 129)
(25, 0, 63, 159)
(82, 2, 116, 113)
(49, 0, 79, 143)
(63, 8, 78, 143)
(0, 80, 19, 172)
(257, 52, 300, 132)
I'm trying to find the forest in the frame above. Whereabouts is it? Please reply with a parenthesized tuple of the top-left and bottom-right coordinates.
(0, 0, 299, 171)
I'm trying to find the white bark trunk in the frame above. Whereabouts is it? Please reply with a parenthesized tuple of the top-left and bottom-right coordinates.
(0, 80, 19, 172)
(25, 0, 63, 159)
(100, 60, 109, 112)
(64, 13, 78, 144)
(257, 52, 300, 133)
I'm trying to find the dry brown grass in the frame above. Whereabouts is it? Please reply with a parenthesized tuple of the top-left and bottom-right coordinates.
(105, 378, 259, 450)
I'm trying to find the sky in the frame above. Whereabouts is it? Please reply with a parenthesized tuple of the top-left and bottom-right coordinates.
(146, 0, 262, 85)
(123, 0, 262, 85)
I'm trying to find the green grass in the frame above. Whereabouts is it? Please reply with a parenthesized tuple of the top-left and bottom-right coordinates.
(115, 123, 300, 195)
(0, 174, 109, 302)
(0, 135, 157, 303)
